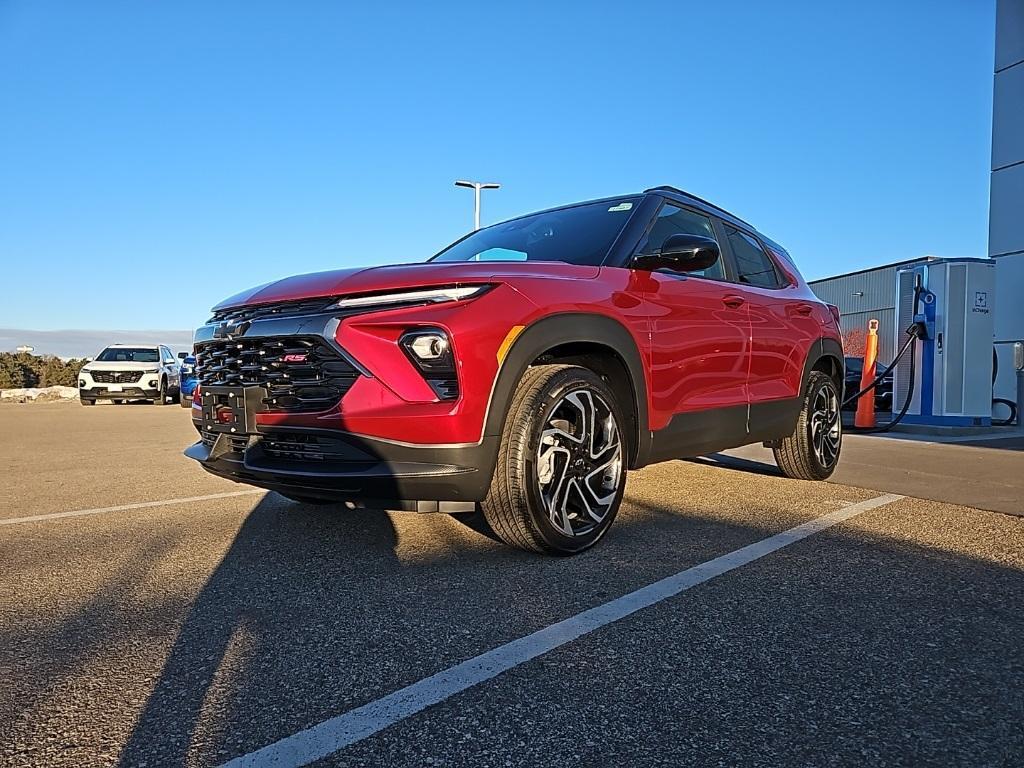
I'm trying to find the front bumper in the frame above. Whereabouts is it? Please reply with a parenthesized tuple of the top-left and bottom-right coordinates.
(184, 425, 495, 511)
(186, 294, 514, 506)
(81, 386, 161, 400)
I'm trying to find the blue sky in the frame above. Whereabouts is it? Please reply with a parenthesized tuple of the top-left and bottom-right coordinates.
(0, 0, 996, 332)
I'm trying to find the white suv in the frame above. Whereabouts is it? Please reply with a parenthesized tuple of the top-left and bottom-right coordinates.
(78, 344, 181, 405)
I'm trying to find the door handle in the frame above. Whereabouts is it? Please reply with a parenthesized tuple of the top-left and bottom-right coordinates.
(794, 303, 814, 316)
(722, 295, 745, 309)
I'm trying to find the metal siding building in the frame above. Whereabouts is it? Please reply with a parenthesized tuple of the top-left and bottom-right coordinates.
(990, 0, 1024, 405)
(990, 0, 1024, 262)
(809, 258, 929, 365)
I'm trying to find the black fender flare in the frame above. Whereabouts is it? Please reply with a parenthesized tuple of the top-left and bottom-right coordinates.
(482, 313, 651, 468)
(802, 337, 845, 395)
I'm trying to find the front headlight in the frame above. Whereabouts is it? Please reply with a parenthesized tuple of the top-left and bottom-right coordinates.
(143, 367, 161, 373)
(335, 284, 491, 310)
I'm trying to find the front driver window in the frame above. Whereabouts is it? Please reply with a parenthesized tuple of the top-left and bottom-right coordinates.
(636, 204, 724, 280)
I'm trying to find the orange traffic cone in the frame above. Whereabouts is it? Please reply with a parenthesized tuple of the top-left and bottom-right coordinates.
(855, 319, 879, 429)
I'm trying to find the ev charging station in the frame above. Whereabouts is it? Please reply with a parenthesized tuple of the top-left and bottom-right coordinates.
(893, 258, 996, 427)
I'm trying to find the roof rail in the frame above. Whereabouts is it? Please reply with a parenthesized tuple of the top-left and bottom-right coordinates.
(643, 185, 754, 229)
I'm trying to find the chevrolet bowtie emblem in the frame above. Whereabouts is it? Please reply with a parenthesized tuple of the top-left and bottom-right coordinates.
(214, 320, 251, 339)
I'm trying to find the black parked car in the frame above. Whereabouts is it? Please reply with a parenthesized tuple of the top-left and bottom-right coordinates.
(843, 356, 893, 411)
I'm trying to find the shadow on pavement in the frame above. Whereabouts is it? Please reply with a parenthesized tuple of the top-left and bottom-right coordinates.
(117, 495, 403, 765)
(689, 453, 782, 477)
(1, 478, 1010, 767)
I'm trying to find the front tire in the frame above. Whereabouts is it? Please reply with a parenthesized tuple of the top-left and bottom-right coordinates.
(482, 364, 627, 555)
(773, 371, 842, 481)
(80, 397, 95, 406)
(155, 378, 168, 406)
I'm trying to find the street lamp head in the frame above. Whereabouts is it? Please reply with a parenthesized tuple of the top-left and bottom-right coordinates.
(455, 180, 501, 190)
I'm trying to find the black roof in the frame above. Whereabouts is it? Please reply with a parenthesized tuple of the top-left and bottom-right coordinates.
(644, 185, 756, 231)
(470, 186, 759, 239)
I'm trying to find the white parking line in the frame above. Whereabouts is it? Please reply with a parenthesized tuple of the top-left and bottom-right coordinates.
(222, 492, 903, 768)
(0, 490, 265, 526)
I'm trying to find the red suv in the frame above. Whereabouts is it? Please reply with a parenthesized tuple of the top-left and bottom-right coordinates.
(186, 186, 844, 554)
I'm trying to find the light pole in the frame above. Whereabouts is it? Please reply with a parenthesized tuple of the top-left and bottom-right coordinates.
(455, 179, 500, 230)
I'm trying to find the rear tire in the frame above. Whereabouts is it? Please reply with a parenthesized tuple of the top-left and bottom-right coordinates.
(773, 371, 842, 481)
(481, 364, 627, 555)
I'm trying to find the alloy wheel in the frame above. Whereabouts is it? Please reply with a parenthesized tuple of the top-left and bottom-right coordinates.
(536, 388, 623, 537)
(810, 384, 841, 468)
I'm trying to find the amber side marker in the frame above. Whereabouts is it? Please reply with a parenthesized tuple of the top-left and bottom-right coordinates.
(496, 325, 525, 365)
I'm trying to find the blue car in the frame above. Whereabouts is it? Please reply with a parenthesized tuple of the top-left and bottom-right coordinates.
(179, 355, 198, 407)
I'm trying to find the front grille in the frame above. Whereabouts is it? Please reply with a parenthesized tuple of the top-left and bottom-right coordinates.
(90, 370, 144, 384)
(262, 434, 330, 462)
(209, 297, 337, 325)
(195, 335, 359, 413)
(201, 431, 248, 453)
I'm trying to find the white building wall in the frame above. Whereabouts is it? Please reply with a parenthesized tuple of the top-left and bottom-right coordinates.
(990, 0, 1024, 410)
(993, 254, 1024, 409)
(990, 0, 1024, 259)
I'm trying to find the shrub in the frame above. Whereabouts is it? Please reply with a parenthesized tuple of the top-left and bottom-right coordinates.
(0, 352, 88, 389)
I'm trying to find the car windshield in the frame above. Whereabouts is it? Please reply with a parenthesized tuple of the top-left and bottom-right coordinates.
(96, 347, 160, 363)
(430, 198, 641, 266)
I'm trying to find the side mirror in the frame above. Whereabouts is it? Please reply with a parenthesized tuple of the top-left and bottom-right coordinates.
(635, 233, 720, 274)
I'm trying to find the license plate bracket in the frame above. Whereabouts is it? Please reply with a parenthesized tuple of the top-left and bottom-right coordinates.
(199, 385, 266, 435)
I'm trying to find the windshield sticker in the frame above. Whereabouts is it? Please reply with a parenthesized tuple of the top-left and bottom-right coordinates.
(607, 202, 633, 212)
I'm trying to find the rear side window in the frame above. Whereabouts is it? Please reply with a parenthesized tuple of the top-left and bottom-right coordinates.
(725, 226, 783, 289)
(637, 204, 726, 280)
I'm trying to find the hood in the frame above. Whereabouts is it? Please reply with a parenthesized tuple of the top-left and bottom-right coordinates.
(83, 360, 162, 372)
(211, 261, 600, 311)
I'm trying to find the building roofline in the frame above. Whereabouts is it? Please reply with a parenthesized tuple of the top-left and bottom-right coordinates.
(809, 255, 992, 284)
(808, 256, 936, 284)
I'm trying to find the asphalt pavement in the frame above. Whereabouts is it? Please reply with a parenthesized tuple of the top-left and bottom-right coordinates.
(1, 403, 1022, 767)
(721, 429, 1024, 516)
